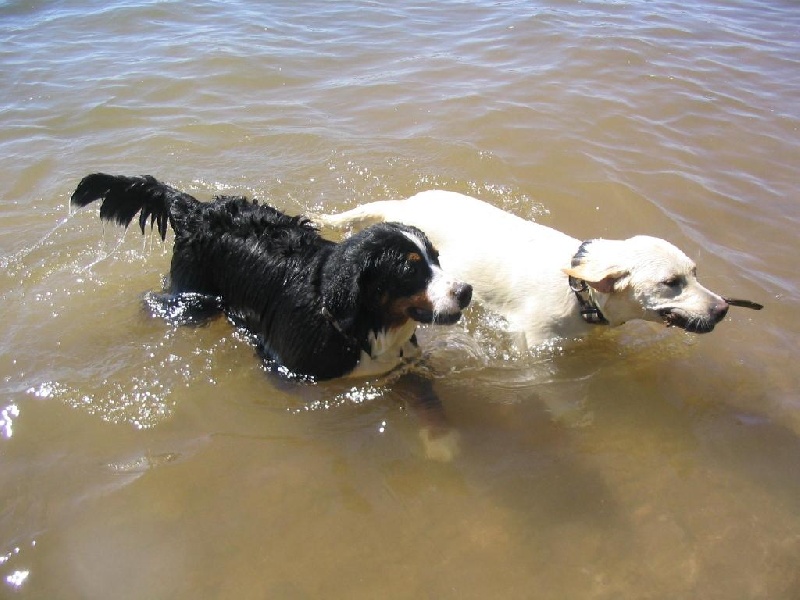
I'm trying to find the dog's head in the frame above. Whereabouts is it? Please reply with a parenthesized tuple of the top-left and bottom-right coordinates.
(321, 222, 472, 334)
(563, 236, 729, 333)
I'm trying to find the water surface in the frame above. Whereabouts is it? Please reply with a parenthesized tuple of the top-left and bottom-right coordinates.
(2, 1, 799, 598)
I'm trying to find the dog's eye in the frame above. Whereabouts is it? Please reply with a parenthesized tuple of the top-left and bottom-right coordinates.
(662, 277, 682, 288)
(401, 256, 421, 276)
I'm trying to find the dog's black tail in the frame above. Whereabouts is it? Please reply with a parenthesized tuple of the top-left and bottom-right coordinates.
(71, 173, 198, 240)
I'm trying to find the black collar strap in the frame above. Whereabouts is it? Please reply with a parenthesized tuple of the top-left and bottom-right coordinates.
(568, 276, 609, 325)
(320, 305, 373, 357)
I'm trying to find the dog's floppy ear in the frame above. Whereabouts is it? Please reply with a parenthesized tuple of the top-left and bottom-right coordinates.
(320, 260, 365, 333)
(562, 239, 629, 294)
(320, 229, 384, 333)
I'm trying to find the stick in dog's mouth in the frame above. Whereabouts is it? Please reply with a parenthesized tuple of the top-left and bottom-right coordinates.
(722, 297, 764, 311)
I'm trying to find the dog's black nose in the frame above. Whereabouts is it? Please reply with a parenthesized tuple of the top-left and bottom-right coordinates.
(713, 298, 729, 322)
(454, 283, 472, 309)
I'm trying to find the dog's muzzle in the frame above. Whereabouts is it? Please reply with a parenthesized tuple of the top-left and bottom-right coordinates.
(409, 282, 472, 325)
(658, 299, 729, 333)
(409, 307, 462, 325)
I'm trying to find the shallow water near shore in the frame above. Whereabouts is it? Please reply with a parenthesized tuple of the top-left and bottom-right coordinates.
(2, 1, 799, 598)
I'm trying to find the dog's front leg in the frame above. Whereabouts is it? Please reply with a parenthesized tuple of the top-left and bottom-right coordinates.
(395, 372, 460, 462)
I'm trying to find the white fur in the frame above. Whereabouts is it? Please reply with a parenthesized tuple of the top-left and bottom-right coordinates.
(347, 320, 420, 379)
(317, 190, 728, 347)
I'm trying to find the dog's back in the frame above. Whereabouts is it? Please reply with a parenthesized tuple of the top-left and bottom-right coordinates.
(72, 173, 327, 296)
(168, 194, 326, 293)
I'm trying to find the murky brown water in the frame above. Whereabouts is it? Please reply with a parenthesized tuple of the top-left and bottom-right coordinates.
(2, 1, 799, 598)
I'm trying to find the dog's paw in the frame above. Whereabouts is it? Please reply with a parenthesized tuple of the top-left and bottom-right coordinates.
(544, 395, 594, 428)
(419, 427, 461, 462)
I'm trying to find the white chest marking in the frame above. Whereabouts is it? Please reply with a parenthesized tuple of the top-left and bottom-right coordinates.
(345, 321, 420, 379)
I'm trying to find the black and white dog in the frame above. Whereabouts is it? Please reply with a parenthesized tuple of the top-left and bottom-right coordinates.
(71, 174, 472, 381)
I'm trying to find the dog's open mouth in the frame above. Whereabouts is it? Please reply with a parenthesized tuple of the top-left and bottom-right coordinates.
(658, 308, 718, 334)
(408, 307, 463, 325)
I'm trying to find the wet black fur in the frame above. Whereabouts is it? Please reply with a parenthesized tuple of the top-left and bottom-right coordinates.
(71, 173, 445, 380)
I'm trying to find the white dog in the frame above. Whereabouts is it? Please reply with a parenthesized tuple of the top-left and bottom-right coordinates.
(316, 190, 738, 348)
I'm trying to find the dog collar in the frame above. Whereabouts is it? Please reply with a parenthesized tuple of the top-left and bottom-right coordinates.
(320, 305, 374, 357)
(568, 276, 609, 325)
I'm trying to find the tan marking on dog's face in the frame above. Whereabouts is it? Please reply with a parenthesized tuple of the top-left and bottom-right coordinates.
(382, 291, 434, 328)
